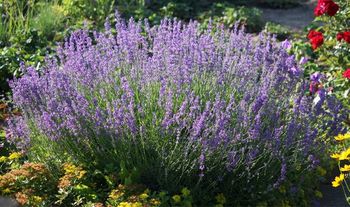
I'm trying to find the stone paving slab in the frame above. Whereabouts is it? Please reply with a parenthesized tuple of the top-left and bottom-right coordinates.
(0, 197, 19, 207)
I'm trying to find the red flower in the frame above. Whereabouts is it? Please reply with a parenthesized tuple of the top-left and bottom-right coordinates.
(344, 32, 350, 43)
(337, 32, 344, 41)
(343, 69, 350, 79)
(314, 0, 339, 16)
(307, 30, 324, 50)
(337, 31, 350, 43)
(314, 5, 323, 16)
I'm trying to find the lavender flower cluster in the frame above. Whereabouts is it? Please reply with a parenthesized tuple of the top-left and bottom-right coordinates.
(7, 13, 347, 204)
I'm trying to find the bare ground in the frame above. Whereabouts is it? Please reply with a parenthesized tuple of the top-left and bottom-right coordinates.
(260, 0, 317, 31)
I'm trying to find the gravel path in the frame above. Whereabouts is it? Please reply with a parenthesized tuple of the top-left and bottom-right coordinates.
(260, 0, 317, 30)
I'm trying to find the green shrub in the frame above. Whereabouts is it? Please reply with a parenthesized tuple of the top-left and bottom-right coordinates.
(31, 4, 66, 41)
(0, 29, 46, 95)
(62, 0, 116, 27)
(199, 3, 264, 32)
(264, 22, 292, 40)
(0, 0, 48, 95)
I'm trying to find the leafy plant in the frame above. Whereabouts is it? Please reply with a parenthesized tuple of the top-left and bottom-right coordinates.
(264, 22, 292, 40)
(199, 3, 264, 32)
(62, 0, 116, 28)
(31, 3, 66, 41)
(0, 28, 47, 95)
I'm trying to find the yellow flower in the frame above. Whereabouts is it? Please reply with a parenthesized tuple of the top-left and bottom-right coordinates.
(0, 156, 7, 162)
(335, 134, 344, 141)
(109, 190, 124, 200)
(63, 163, 77, 173)
(2, 188, 11, 194)
(139, 193, 149, 200)
(150, 198, 161, 205)
(131, 202, 142, 207)
(332, 174, 345, 187)
(172, 195, 181, 203)
(118, 202, 132, 207)
(32, 196, 43, 203)
(341, 164, 350, 172)
(215, 193, 226, 204)
(77, 170, 86, 179)
(339, 148, 350, 160)
(8, 152, 21, 160)
(331, 153, 341, 159)
(335, 133, 350, 141)
(181, 187, 190, 197)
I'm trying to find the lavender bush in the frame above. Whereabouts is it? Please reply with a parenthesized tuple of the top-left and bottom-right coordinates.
(6, 13, 347, 205)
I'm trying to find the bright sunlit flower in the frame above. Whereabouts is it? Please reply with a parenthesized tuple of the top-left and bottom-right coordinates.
(340, 164, 350, 172)
(339, 148, 350, 160)
(335, 133, 350, 141)
(332, 174, 345, 187)
(0, 156, 7, 162)
(8, 152, 21, 160)
(331, 153, 341, 160)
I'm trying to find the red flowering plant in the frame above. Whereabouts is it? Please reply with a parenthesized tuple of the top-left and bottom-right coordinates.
(291, 0, 350, 105)
(314, 0, 340, 17)
(307, 30, 324, 50)
(343, 68, 350, 79)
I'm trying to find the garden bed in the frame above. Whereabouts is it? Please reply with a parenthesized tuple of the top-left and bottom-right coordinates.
(1, 0, 350, 206)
